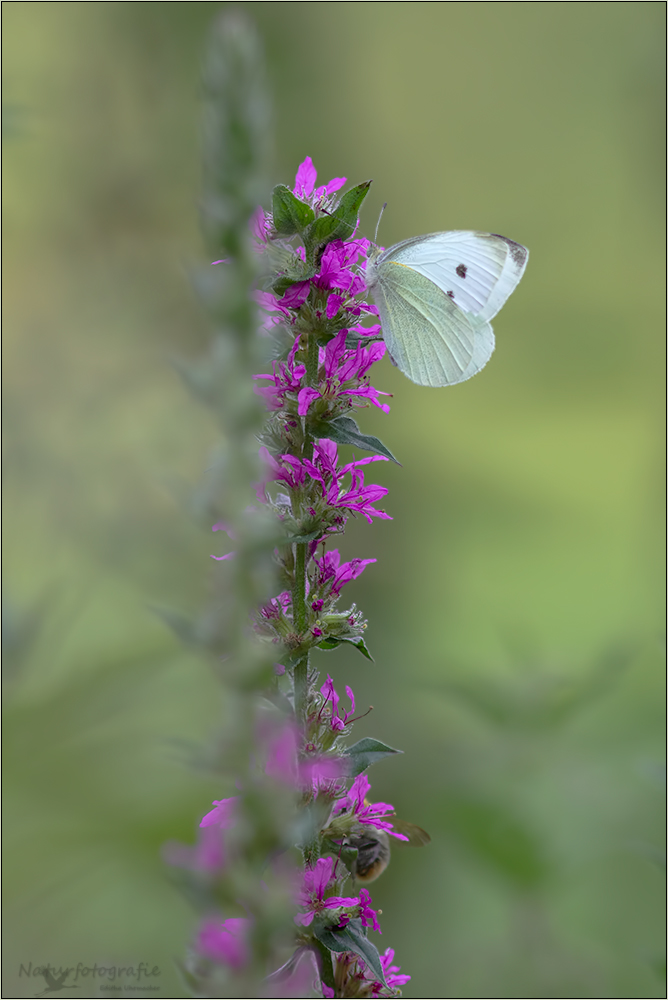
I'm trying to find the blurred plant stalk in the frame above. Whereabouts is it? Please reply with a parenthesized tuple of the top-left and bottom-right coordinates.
(168, 10, 296, 997)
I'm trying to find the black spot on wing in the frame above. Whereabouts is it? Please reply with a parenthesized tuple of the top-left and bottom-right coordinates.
(455, 264, 467, 278)
(447, 290, 455, 298)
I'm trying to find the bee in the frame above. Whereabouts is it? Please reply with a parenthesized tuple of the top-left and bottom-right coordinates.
(345, 819, 431, 884)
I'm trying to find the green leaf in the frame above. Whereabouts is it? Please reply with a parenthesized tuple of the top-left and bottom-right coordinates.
(312, 941, 336, 992)
(344, 737, 403, 776)
(304, 181, 371, 257)
(279, 527, 326, 546)
(271, 268, 316, 297)
(312, 414, 400, 465)
(317, 635, 373, 661)
(271, 184, 315, 236)
(314, 919, 386, 986)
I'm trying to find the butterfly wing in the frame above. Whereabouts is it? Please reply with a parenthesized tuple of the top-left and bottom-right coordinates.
(369, 257, 494, 387)
(367, 230, 527, 387)
(390, 231, 528, 323)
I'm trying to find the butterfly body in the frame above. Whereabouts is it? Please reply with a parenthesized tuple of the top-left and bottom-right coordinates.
(365, 231, 528, 387)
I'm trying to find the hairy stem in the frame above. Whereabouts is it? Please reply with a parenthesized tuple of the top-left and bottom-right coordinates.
(293, 328, 320, 722)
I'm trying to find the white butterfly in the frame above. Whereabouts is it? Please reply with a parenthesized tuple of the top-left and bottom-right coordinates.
(365, 231, 528, 387)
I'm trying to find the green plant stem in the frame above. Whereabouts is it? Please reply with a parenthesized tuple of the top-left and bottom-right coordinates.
(306, 326, 320, 387)
(293, 329, 320, 723)
(293, 540, 308, 721)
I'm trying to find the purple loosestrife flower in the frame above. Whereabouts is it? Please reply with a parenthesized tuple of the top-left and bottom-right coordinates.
(308, 440, 391, 525)
(299, 755, 349, 797)
(294, 856, 360, 928)
(163, 822, 229, 876)
(293, 156, 346, 205)
(377, 947, 411, 994)
(327, 946, 410, 998)
(312, 239, 368, 299)
(312, 549, 377, 599)
(297, 329, 391, 417)
(319, 674, 355, 732)
(277, 238, 374, 321)
(357, 888, 382, 933)
(260, 713, 348, 795)
(200, 795, 239, 831)
(259, 590, 292, 620)
(263, 716, 299, 786)
(254, 335, 306, 411)
(251, 205, 272, 250)
(332, 775, 409, 842)
(258, 440, 391, 527)
(196, 916, 251, 970)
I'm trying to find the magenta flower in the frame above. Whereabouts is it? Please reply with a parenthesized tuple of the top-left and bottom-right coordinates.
(312, 548, 377, 598)
(196, 916, 251, 970)
(293, 156, 346, 204)
(200, 796, 239, 831)
(334, 946, 409, 997)
(258, 439, 391, 527)
(378, 947, 411, 993)
(319, 674, 355, 732)
(210, 521, 236, 562)
(257, 447, 309, 495)
(165, 797, 238, 876)
(296, 328, 391, 417)
(294, 856, 360, 927)
(278, 237, 373, 321)
(162, 824, 226, 875)
(263, 719, 299, 786)
(259, 590, 292, 620)
(358, 887, 381, 933)
(303, 439, 391, 524)
(280, 280, 311, 310)
(313, 239, 367, 297)
(332, 775, 409, 841)
(251, 205, 272, 249)
(299, 755, 348, 796)
(253, 335, 305, 411)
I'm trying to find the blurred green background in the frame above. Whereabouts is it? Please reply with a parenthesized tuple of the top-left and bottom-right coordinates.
(3, 3, 665, 997)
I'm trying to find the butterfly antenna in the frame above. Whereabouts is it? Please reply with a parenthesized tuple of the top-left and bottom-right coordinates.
(374, 203, 387, 244)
